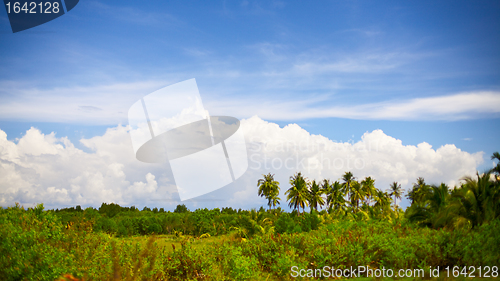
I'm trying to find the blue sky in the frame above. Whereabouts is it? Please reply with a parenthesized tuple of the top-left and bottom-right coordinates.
(0, 1, 499, 210)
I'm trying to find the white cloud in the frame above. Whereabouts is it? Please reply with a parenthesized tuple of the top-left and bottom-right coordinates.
(0, 125, 176, 209)
(235, 117, 484, 208)
(0, 80, 167, 125)
(208, 91, 500, 121)
(0, 116, 483, 210)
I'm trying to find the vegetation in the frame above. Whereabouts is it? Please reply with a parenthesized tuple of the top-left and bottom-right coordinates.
(257, 173, 281, 210)
(0, 152, 499, 280)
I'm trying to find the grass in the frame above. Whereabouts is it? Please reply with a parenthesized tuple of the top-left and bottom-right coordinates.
(117, 233, 225, 254)
(2, 205, 499, 280)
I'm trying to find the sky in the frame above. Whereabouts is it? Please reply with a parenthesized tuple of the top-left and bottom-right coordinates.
(0, 0, 499, 211)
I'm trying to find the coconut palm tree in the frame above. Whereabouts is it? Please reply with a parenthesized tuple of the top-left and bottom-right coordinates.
(361, 176, 376, 206)
(269, 190, 281, 210)
(491, 152, 500, 180)
(308, 180, 325, 212)
(373, 189, 392, 210)
(320, 179, 331, 196)
(326, 181, 346, 214)
(428, 183, 451, 227)
(341, 171, 356, 202)
(257, 173, 280, 211)
(285, 172, 309, 216)
(349, 181, 365, 212)
(372, 189, 393, 219)
(407, 182, 452, 227)
(407, 177, 429, 205)
(447, 171, 500, 228)
(388, 182, 403, 210)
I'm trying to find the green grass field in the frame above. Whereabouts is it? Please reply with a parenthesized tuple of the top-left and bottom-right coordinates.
(2, 204, 498, 280)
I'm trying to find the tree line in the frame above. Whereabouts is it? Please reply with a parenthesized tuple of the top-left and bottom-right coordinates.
(258, 151, 500, 229)
(258, 171, 401, 220)
(32, 151, 500, 236)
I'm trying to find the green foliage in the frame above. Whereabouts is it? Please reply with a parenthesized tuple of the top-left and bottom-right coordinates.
(0, 203, 73, 280)
(286, 172, 309, 215)
(274, 212, 320, 234)
(257, 173, 281, 210)
(2, 151, 499, 280)
(2, 203, 500, 280)
(173, 204, 189, 213)
(406, 168, 500, 229)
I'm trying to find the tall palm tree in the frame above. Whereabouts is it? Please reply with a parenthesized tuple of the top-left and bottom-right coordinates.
(341, 171, 356, 202)
(388, 182, 403, 210)
(428, 183, 451, 227)
(491, 152, 500, 180)
(320, 179, 331, 197)
(361, 176, 376, 206)
(429, 183, 450, 212)
(269, 190, 281, 210)
(349, 181, 365, 212)
(308, 180, 325, 212)
(373, 189, 392, 210)
(407, 182, 452, 227)
(257, 173, 280, 211)
(326, 181, 346, 214)
(372, 189, 392, 219)
(407, 177, 429, 205)
(448, 171, 500, 228)
(285, 172, 309, 216)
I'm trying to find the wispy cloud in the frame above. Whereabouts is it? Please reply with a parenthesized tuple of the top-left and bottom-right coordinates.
(1, 79, 497, 125)
(288, 51, 433, 75)
(208, 91, 500, 121)
(0, 80, 167, 125)
(88, 1, 180, 27)
(183, 48, 211, 57)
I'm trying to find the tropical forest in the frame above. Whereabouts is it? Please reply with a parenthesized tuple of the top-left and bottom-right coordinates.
(1, 152, 499, 280)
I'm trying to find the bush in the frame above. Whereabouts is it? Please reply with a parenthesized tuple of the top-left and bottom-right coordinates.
(0, 204, 74, 280)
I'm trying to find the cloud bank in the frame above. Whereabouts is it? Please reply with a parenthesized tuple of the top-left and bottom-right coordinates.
(0, 79, 499, 125)
(0, 116, 483, 210)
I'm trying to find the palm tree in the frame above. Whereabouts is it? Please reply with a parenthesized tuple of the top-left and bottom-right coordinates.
(447, 171, 500, 228)
(326, 181, 346, 214)
(361, 176, 376, 206)
(429, 183, 450, 212)
(407, 177, 429, 205)
(341, 171, 356, 202)
(320, 179, 331, 196)
(373, 189, 392, 211)
(269, 190, 281, 210)
(491, 152, 500, 180)
(407, 182, 452, 227)
(371, 189, 393, 220)
(349, 181, 365, 212)
(257, 173, 280, 211)
(308, 180, 325, 212)
(428, 183, 451, 227)
(388, 182, 403, 210)
(285, 172, 309, 216)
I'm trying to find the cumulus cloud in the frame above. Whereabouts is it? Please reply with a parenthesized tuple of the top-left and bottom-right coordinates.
(0, 116, 484, 210)
(235, 117, 483, 208)
(0, 126, 177, 209)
